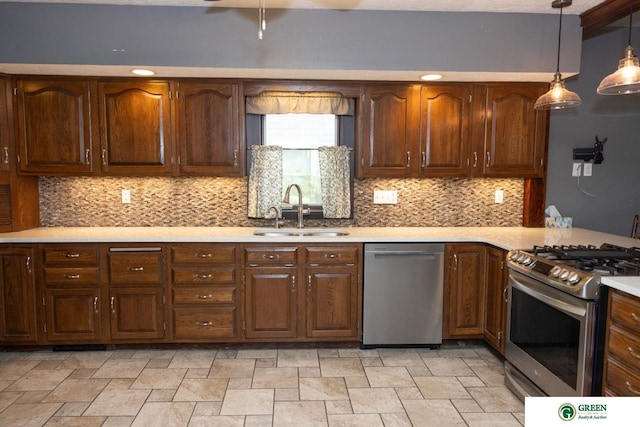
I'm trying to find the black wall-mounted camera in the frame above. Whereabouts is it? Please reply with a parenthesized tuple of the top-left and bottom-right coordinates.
(573, 136, 607, 164)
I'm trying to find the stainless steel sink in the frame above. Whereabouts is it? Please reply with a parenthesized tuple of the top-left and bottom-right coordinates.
(253, 229, 349, 237)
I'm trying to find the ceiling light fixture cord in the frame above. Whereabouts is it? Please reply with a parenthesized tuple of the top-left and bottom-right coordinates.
(258, 0, 266, 40)
(555, 4, 563, 74)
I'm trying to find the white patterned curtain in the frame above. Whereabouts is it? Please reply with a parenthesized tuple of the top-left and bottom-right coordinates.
(247, 146, 283, 218)
(318, 146, 351, 218)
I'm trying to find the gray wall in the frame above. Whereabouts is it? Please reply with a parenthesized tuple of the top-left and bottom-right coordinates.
(546, 28, 640, 237)
(0, 3, 582, 78)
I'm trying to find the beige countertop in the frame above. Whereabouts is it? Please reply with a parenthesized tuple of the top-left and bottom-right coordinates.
(2, 226, 640, 297)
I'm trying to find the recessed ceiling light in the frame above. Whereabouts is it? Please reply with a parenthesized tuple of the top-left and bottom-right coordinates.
(420, 74, 443, 81)
(131, 68, 155, 76)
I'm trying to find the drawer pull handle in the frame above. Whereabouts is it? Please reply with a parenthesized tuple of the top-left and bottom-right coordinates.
(85, 148, 90, 164)
(110, 297, 115, 313)
(93, 296, 98, 312)
(196, 321, 214, 327)
(196, 274, 213, 279)
(631, 312, 640, 323)
(64, 253, 80, 258)
(308, 275, 312, 292)
(325, 253, 341, 259)
(128, 267, 144, 272)
(628, 346, 640, 360)
(264, 254, 280, 260)
(197, 294, 213, 299)
(625, 381, 640, 396)
(64, 274, 80, 279)
(196, 253, 212, 258)
(292, 275, 296, 292)
(3, 146, 9, 164)
(503, 287, 509, 303)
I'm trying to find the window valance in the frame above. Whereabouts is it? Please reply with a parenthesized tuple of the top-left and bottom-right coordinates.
(245, 91, 354, 115)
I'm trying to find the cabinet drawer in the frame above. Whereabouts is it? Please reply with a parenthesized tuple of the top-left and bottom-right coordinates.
(244, 247, 298, 266)
(306, 246, 359, 265)
(604, 357, 640, 396)
(43, 247, 99, 264)
(108, 251, 163, 284)
(172, 245, 236, 264)
(610, 290, 640, 335)
(173, 308, 237, 340)
(44, 267, 100, 286)
(172, 267, 236, 286)
(608, 324, 640, 370)
(173, 287, 236, 305)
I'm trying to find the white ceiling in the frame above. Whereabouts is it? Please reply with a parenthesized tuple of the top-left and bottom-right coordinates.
(0, 0, 605, 15)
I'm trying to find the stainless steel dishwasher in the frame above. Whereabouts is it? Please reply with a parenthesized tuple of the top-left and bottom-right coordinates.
(362, 243, 444, 347)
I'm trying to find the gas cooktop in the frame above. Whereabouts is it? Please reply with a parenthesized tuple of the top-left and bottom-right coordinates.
(507, 243, 640, 300)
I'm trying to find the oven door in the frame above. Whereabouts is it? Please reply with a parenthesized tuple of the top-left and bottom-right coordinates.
(505, 269, 597, 397)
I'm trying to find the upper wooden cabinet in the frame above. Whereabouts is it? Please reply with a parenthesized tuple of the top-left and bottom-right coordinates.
(15, 79, 93, 174)
(357, 82, 548, 179)
(98, 81, 173, 175)
(176, 82, 244, 176)
(471, 84, 548, 177)
(358, 84, 420, 177)
(419, 85, 472, 177)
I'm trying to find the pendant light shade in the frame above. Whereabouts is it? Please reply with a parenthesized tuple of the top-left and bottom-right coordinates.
(597, 1, 640, 95)
(535, 0, 582, 110)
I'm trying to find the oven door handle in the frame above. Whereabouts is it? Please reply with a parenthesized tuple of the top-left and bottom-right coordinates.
(509, 271, 587, 319)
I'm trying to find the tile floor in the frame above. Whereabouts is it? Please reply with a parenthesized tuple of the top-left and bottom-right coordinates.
(0, 344, 524, 426)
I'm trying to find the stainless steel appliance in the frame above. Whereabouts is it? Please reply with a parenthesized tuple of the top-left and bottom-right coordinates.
(505, 243, 640, 398)
(362, 243, 444, 347)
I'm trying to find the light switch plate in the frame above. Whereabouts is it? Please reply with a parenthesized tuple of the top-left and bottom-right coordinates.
(583, 163, 593, 176)
(373, 190, 398, 204)
(122, 189, 131, 204)
(572, 163, 582, 177)
(494, 189, 504, 204)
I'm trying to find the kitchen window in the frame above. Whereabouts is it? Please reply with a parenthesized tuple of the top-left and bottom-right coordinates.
(246, 92, 355, 220)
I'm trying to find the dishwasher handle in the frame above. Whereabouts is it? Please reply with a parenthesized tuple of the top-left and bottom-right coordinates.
(370, 251, 440, 259)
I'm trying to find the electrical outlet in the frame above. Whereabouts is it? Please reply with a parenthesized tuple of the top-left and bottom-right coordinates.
(572, 163, 582, 177)
(583, 163, 593, 177)
(494, 189, 504, 204)
(373, 190, 398, 204)
(121, 189, 131, 204)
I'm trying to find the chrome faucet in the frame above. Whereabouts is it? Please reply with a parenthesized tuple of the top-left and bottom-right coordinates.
(283, 183, 310, 228)
(265, 206, 281, 229)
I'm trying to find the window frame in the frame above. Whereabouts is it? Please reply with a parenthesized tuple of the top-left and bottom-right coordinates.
(246, 111, 355, 221)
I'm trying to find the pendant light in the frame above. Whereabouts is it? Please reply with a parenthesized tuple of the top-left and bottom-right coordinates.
(597, 0, 640, 95)
(535, 0, 582, 110)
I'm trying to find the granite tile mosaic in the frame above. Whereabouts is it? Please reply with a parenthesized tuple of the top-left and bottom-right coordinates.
(39, 176, 524, 227)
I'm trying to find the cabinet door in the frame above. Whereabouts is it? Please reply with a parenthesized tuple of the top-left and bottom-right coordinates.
(445, 244, 486, 337)
(475, 84, 548, 177)
(98, 81, 172, 174)
(419, 85, 472, 177)
(358, 85, 419, 177)
(306, 267, 359, 339)
(0, 248, 37, 343)
(44, 289, 101, 342)
(15, 79, 93, 174)
(176, 82, 243, 176)
(483, 246, 508, 354)
(109, 287, 165, 340)
(244, 267, 298, 339)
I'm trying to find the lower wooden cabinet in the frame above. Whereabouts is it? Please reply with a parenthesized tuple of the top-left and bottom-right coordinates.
(444, 243, 487, 338)
(602, 289, 640, 396)
(0, 247, 38, 343)
(483, 246, 508, 354)
(44, 289, 101, 342)
(109, 287, 165, 341)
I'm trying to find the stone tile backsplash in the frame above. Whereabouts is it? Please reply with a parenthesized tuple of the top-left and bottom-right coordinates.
(39, 176, 524, 228)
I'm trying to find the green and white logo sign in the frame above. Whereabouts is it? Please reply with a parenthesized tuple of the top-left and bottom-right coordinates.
(558, 403, 577, 421)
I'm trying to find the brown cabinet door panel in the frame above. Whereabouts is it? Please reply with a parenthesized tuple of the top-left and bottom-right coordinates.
(244, 268, 298, 339)
(109, 287, 165, 340)
(446, 244, 486, 337)
(0, 248, 37, 343)
(177, 82, 243, 176)
(306, 268, 358, 338)
(359, 85, 419, 177)
(483, 246, 508, 354)
(16, 79, 92, 174)
(44, 289, 101, 342)
(99, 81, 172, 174)
(420, 85, 472, 177)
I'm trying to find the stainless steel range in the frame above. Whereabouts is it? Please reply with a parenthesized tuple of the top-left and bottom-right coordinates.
(505, 243, 640, 399)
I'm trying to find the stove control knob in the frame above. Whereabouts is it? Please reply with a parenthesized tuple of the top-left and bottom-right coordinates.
(522, 256, 533, 266)
(517, 254, 527, 263)
(510, 252, 520, 261)
(568, 272, 581, 285)
(550, 266, 563, 277)
(560, 269, 570, 281)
